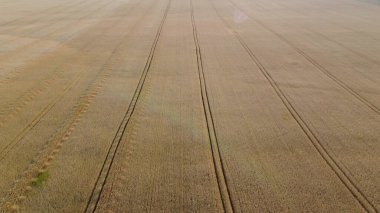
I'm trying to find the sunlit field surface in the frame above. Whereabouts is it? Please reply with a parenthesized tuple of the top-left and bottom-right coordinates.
(0, 0, 379, 212)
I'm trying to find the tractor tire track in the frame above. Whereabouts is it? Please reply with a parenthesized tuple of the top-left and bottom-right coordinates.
(249, 1, 380, 66)
(190, 0, 234, 212)
(84, 0, 171, 211)
(228, 0, 380, 116)
(0, 0, 90, 29)
(0, 0, 149, 210)
(209, 0, 378, 212)
(0, 66, 109, 212)
(0, 0, 104, 49)
(0, 0, 88, 49)
(0, 0, 91, 51)
(0, 0, 146, 156)
(305, 29, 380, 66)
(0, 0, 112, 86)
(0, 68, 84, 160)
(0, 0, 107, 44)
(94, 72, 152, 213)
(0, 1, 123, 131)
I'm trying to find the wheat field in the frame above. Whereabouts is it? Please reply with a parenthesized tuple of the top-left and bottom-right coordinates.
(0, 0, 379, 212)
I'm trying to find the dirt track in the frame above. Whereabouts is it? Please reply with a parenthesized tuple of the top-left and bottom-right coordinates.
(0, 0, 379, 212)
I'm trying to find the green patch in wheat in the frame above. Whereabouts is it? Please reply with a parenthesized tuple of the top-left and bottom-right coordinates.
(31, 171, 49, 187)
